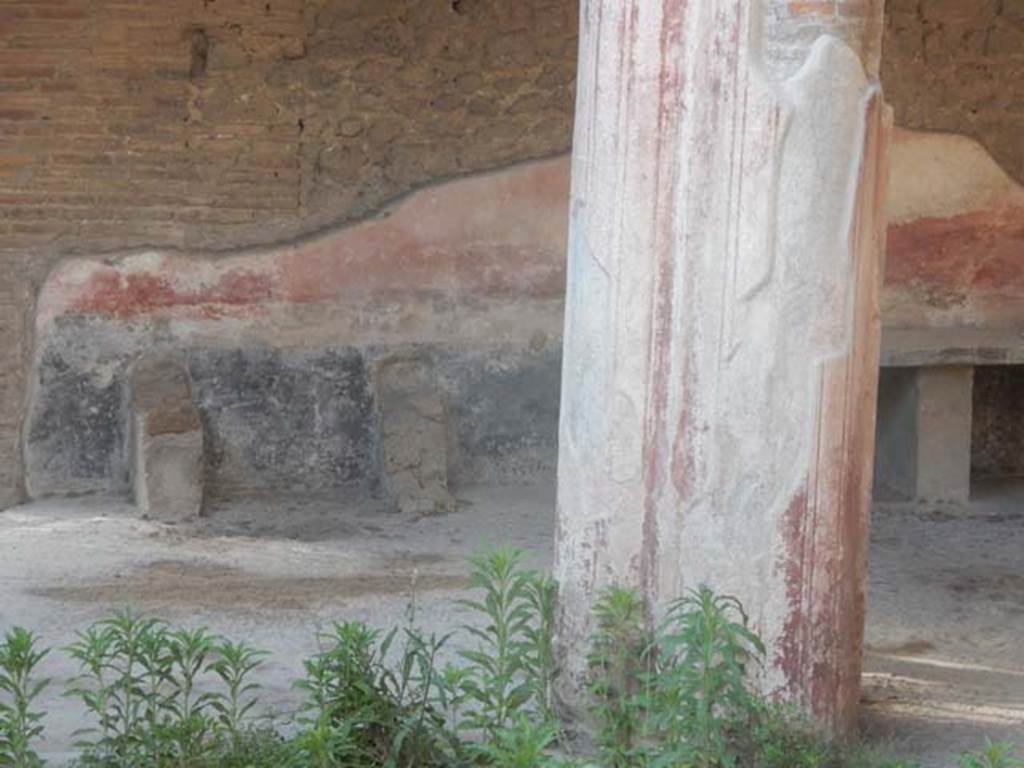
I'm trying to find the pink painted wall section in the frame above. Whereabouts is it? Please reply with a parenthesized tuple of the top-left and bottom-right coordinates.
(37, 157, 571, 344)
(883, 129, 1024, 329)
(36, 131, 1023, 346)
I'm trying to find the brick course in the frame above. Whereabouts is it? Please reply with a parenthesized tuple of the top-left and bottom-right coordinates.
(883, 0, 1024, 185)
(0, 0, 577, 258)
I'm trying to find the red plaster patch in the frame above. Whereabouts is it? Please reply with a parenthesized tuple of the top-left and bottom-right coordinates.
(787, 1, 835, 15)
(885, 204, 1024, 298)
(42, 158, 571, 325)
(67, 267, 276, 318)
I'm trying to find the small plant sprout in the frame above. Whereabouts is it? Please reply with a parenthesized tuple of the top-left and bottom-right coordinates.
(208, 639, 268, 746)
(458, 546, 537, 740)
(959, 739, 1024, 768)
(586, 585, 650, 768)
(0, 627, 50, 768)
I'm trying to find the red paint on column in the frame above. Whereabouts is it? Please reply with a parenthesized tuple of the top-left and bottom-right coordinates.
(776, 487, 810, 697)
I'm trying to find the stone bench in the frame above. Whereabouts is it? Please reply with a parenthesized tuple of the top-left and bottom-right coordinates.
(130, 355, 204, 521)
(375, 357, 455, 515)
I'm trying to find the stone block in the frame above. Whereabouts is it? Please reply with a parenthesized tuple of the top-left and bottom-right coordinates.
(131, 355, 204, 521)
(916, 365, 973, 503)
(873, 365, 974, 504)
(375, 357, 455, 515)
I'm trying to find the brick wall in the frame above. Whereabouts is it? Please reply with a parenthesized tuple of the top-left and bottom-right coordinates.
(973, 366, 1024, 479)
(0, 0, 577, 257)
(1, 0, 1016, 259)
(883, 0, 1024, 184)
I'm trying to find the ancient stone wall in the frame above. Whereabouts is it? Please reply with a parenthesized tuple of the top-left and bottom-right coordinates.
(882, 0, 1024, 185)
(25, 159, 569, 500)
(972, 366, 1024, 479)
(0, 0, 577, 256)
(0, 0, 577, 506)
(5, 0, 1018, 259)
(4, 0, 1024, 509)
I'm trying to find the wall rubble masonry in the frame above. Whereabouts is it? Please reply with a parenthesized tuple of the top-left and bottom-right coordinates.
(972, 366, 1024, 480)
(882, 0, 1024, 185)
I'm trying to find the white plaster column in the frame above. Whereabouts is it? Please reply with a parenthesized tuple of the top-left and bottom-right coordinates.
(554, 0, 891, 735)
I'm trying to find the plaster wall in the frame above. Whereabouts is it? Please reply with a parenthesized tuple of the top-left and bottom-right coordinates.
(0, 0, 579, 507)
(20, 129, 1024, 506)
(25, 158, 570, 499)
(884, 129, 1024, 350)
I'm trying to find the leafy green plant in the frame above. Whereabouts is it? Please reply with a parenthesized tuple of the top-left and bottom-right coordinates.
(295, 621, 388, 742)
(472, 713, 568, 768)
(0, 627, 50, 768)
(458, 546, 537, 740)
(294, 620, 454, 768)
(648, 587, 765, 768)
(207, 639, 267, 747)
(287, 713, 366, 768)
(137, 623, 172, 733)
(388, 625, 459, 765)
(523, 573, 560, 726)
(438, 662, 473, 733)
(744, 703, 835, 768)
(207, 726, 293, 768)
(66, 613, 246, 767)
(586, 585, 650, 768)
(959, 740, 1024, 768)
(163, 626, 219, 765)
(11, 549, 1016, 768)
(66, 610, 168, 764)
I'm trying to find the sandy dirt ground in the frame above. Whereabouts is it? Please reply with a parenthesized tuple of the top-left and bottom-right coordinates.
(0, 481, 1021, 766)
(862, 478, 1024, 764)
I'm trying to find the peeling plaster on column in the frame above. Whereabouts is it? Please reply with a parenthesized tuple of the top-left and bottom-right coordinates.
(554, 0, 889, 734)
